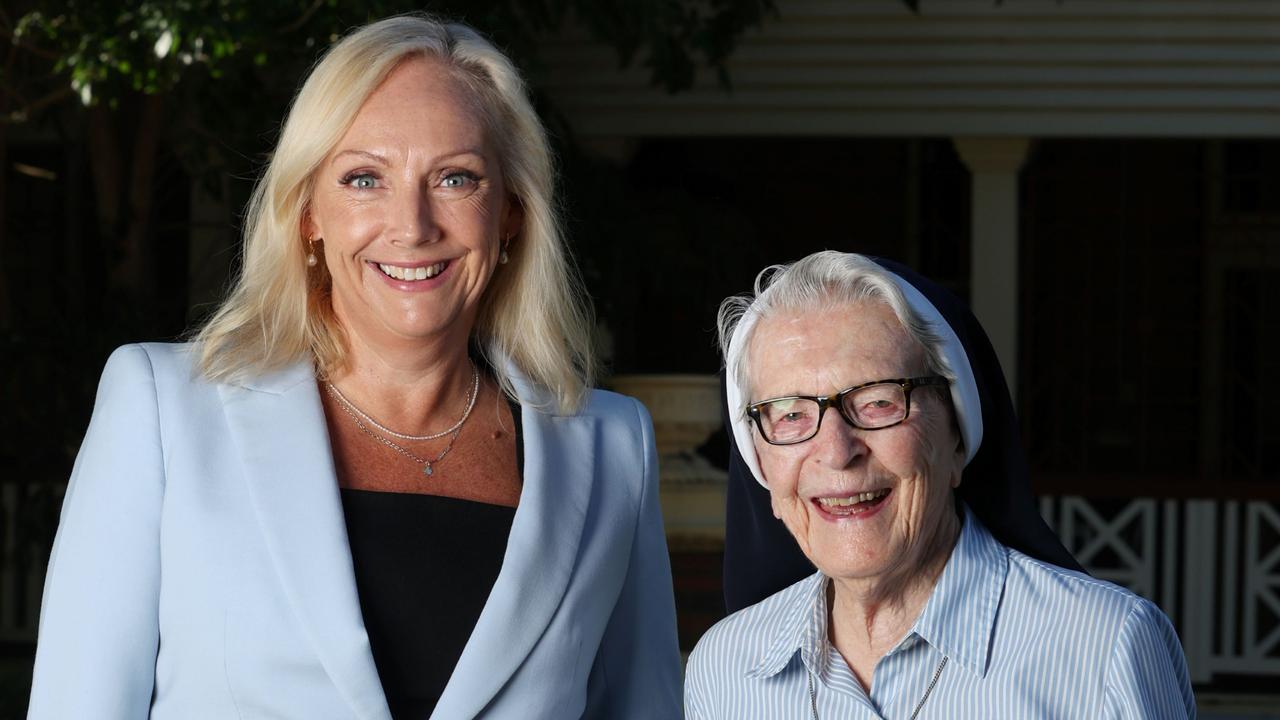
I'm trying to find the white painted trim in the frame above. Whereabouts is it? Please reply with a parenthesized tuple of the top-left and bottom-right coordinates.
(954, 137, 1029, 396)
(543, 0, 1280, 138)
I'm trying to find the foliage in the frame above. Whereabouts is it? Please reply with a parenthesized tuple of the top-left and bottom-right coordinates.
(1, 0, 781, 252)
(5, 0, 778, 116)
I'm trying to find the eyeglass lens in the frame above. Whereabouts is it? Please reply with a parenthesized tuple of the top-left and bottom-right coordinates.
(756, 383, 908, 443)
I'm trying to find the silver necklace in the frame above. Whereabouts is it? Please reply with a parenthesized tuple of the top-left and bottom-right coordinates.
(323, 372, 479, 478)
(806, 654, 947, 720)
(326, 365, 479, 441)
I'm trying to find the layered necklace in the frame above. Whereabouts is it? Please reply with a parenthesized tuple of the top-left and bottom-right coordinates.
(325, 364, 480, 478)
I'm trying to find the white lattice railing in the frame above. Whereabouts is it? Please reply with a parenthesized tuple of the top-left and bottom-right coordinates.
(1040, 496, 1280, 684)
(4, 482, 1279, 686)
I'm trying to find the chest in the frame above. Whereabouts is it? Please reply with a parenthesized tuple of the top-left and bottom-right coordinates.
(323, 391, 522, 506)
(150, 390, 641, 717)
(770, 648, 1102, 720)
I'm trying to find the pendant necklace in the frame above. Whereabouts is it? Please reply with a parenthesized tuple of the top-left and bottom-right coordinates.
(327, 366, 479, 440)
(325, 364, 479, 478)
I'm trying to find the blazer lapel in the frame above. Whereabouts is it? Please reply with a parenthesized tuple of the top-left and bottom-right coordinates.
(220, 364, 392, 720)
(431, 372, 596, 719)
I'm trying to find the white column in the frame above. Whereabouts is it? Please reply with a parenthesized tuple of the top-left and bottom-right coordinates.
(953, 137, 1031, 396)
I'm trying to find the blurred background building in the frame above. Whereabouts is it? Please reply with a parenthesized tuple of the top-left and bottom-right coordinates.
(2, 0, 1279, 716)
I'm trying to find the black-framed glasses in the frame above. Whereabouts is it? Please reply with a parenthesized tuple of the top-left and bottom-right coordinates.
(746, 376, 949, 446)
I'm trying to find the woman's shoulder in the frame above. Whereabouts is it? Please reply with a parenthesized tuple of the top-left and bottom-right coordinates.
(99, 342, 200, 385)
(577, 387, 648, 420)
(515, 388, 657, 502)
(1000, 547, 1192, 711)
(513, 385, 647, 424)
(1003, 546, 1169, 638)
(568, 388, 658, 442)
(104, 341, 319, 396)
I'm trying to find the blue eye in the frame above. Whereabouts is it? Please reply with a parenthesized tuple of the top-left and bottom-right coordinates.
(341, 172, 379, 190)
(441, 171, 477, 189)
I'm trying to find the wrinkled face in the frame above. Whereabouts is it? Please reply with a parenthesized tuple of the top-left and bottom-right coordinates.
(748, 300, 965, 584)
(305, 56, 520, 349)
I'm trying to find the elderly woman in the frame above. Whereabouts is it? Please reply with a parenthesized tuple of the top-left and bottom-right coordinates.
(686, 251, 1195, 718)
(28, 15, 680, 720)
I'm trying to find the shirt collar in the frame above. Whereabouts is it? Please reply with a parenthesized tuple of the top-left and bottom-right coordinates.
(746, 571, 827, 679)
(910, 504, 1008, 678)
(745, 504, 1008, 681)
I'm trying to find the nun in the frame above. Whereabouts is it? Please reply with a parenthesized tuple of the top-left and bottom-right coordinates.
(685, 251, 1196, 719)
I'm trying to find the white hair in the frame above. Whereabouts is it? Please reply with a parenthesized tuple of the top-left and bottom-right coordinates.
(719, 251, 985, 486)
(194, 14, 595, 413)
(717, 251, 951, 414)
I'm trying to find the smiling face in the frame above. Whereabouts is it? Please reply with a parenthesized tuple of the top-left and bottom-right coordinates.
(304, 56, 520, 351)
(748, 300, 965, 587)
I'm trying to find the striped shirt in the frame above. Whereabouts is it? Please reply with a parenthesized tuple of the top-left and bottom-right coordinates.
(685, 505, 1196, 719)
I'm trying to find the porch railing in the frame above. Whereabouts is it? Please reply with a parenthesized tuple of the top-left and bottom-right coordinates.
(1040, 495, 1280, 684)
(4, 481, 1279, 686)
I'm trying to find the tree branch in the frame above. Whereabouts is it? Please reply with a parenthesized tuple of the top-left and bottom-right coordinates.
(278, 0, 326, 34)
(0, 28, 59, 61)
(1, 86, 72, 124)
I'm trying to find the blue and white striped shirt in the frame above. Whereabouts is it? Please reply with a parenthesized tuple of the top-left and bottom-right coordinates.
(685, 505, 1195, 719)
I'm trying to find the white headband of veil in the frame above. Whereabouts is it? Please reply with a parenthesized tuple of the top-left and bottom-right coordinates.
(724, 267, 985, 488)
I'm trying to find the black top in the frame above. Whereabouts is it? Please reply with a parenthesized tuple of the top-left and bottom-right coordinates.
(340, 399, 522, 719)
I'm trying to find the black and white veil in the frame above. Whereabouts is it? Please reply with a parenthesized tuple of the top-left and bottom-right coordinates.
(720, 255, 1081, 612)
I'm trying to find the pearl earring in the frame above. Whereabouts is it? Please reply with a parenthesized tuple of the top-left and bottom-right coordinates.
(499, 234, 511, 264)
(307, 237, 319, 267)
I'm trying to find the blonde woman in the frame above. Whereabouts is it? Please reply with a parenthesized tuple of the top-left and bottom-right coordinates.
(28, 15, 680, 720)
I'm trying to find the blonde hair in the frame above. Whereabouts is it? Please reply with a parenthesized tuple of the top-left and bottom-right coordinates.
(195, 14, 596, 412)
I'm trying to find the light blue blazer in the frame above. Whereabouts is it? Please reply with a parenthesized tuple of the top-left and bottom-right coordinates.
(28, 343, 683, 719)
